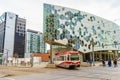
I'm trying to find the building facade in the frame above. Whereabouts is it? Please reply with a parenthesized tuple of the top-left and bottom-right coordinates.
(0, 12, 26, 58)
(25, 29, 46, 57)
(43, 4, 120, 61)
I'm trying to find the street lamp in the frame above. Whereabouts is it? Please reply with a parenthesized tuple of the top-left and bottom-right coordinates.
(91, 38, 97, 66)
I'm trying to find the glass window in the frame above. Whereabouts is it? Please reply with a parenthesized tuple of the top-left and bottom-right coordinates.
(57, 56, 64, 61)
(70, 54, 79, 61)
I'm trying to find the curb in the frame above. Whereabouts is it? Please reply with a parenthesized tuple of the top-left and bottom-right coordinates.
(0, 73, 9, 78)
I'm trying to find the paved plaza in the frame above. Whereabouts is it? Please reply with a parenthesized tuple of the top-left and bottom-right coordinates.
(0, 63, 120, 80)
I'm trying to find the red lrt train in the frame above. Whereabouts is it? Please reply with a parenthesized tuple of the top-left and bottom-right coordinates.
(54, 51, 81, 69)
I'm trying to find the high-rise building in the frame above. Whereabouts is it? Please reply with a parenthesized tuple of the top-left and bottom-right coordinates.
(25, 29, 46, 57)
(43, 3, 120, 61)
(0, 12, 26, 58)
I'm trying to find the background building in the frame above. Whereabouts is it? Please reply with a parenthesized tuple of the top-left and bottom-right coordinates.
(43, 3, 120, 61)
(0, 12, 26, 58)
(25, 29, 46, 57)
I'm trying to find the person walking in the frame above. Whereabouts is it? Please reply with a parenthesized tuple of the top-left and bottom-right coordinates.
(108, 59, 112, 67)
(89, 59, 93, 66)
(102, 60, 106, 66)
(113, 59, 117, 67)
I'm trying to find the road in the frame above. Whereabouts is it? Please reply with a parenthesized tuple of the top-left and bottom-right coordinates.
(0, 64, 120, 80)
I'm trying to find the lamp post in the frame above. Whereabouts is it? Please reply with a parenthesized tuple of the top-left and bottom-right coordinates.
(91, 38, 97, 66)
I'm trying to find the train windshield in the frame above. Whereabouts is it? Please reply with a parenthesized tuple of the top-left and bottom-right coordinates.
(70, 54, 79, 61)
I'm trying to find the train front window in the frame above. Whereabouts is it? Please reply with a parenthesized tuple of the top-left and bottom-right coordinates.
(70, 54, 79, 61)
(57, 56, 64, 61)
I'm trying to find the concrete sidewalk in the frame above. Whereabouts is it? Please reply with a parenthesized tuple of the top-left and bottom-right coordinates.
(0, 65, 62, 78)
(0, 71, 10, 78)
(81, 61, 102, 67)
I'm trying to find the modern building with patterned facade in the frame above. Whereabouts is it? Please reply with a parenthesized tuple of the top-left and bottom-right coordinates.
(43, 3, 120, 61)
(0, 12, 26, 58)
(25, 29, 46, 57)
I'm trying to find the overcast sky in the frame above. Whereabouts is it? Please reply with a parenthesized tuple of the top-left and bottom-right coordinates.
(1, 0, 120, 33)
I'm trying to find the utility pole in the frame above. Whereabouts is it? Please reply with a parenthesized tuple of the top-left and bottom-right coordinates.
(30, 54, 33, 67)
(50, 37, 53, 64)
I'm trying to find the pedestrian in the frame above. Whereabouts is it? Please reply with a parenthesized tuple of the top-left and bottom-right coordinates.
(108, 59, 112, 67)
(102, 60, 106, 66)
(89, 59, 93, 66)
(113, 59, 117, 67)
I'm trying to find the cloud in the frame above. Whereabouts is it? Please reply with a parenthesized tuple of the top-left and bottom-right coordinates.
(1, 0, 120, 32)
(0, 0, 43, 32)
